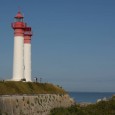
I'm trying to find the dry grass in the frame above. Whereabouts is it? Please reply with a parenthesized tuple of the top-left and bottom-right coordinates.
(0, 81, 66, 95)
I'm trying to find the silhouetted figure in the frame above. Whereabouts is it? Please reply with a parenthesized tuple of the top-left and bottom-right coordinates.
(34, 77, 37, 83)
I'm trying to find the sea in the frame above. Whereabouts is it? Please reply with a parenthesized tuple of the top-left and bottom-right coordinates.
(69, 92, 115, 103)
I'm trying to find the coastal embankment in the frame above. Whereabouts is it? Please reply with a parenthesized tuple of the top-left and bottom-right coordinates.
(0, 94, 74, 115)
(0, 81, 75, 115)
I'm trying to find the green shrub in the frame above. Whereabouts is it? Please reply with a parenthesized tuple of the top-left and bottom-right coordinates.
(50, 97, 115, 115)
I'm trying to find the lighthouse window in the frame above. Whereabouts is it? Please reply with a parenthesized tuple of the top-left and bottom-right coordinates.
(15, 18, 23, 22)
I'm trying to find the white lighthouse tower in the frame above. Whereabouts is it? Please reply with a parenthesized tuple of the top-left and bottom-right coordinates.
(12, 11, 26, 81)
(24, 27, 32, 81)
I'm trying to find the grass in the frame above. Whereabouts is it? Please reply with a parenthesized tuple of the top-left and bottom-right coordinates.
(0, 81, 66, 95)
(50, 96, 115, 115)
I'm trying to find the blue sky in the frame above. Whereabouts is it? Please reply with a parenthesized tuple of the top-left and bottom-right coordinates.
(0, 0, 115, 92)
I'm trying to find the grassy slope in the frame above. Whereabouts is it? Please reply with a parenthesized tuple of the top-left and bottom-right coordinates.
(50, 96, 115, 115)
(0, 81, 66, 95)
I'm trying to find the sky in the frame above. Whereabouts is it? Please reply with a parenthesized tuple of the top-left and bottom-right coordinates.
(0, 0, 115, 92)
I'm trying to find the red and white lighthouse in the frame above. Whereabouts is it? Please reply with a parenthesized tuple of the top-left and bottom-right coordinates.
(12, 11, 26, 81)
(24, 27, 32, 81)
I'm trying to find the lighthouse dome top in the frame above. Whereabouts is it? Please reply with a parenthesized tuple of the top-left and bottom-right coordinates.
(15, 11, 24, 19)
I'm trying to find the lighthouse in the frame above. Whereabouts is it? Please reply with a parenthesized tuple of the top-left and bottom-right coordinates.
(24, 27, 32, 81)
(12, 11, 26, 81)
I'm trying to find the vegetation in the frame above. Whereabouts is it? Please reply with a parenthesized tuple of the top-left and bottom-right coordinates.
(0, 81, 66, 95)
(50, 96, 115, 115)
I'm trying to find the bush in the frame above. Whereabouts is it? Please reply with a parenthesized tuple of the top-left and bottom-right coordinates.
(50, 97, 115, 115)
